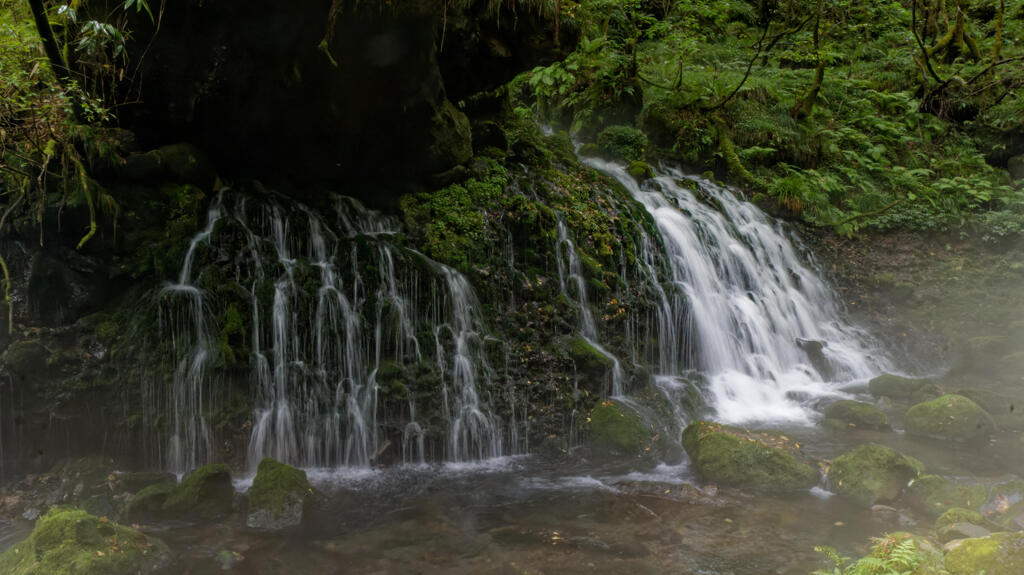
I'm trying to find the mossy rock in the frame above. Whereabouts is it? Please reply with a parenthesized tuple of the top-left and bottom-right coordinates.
(868, 374, 933, 399)
(681, 421, 819, 491)
(904, 394, 996, 440)
(626, 161, 653, 182)
(246, 458, 311, 530)
(828, 443, 923, 506)
(938, 522, 992, 543)
(588, 401, 649, 455)
(944, 532, 1024, 575)
(123, 483, 176, 521)
(565, 336, 614, 382)
(936, 507, 986, 531)
(905, 474, 986, 517)
(162, 463, 233, 520)
(3, 340, 52, 383)
(823, 400, 890, 430)
(0, 507, 171, 574)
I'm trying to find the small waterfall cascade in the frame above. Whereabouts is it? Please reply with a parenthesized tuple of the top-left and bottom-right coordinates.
(161, 190, 510, 472)
(583, 159, 890, 425)
(160, 192, 225, 475)
(554, 216, 625, 397)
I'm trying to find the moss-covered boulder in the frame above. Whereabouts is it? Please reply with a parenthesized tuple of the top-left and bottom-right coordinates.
(626, 161, 653, 182)
(246, 458, 312, 530)
(823, 400, 890, 430)
(123, 483, 176, 521)
(2, 340, 52, 383)
(162, 464, 234, 520)
(937, 507, 986, 531)
(905, 474, 986, 517)
(828, 443, 924, 506)
(588, 401, 649, 455)
(868, 374, 933, 399)
(944, 532, 1024, 575)
(905, 395, 996, 440)
(0, 507, 171, 574)
(681, 421, 819, 491)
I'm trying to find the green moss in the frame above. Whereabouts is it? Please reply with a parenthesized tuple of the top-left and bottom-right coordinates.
(626, 161, 653, 182)
(588, 401, 649, 454)
(162, 463, 233, 520)
(3, 340, 51, 380)
(247, 458, 311, 520)
(906, 474, 986, 517)
(0, 508, 169, 575)
(596, 125, 647, 163)
(904, 394, 996, 440)
(868, 374, 933, 399)
(566, 336, 614, 379)
(681, 421, 819, 491)
(823, 400, 890, 430)
(123, 483, 175, 520)
(945, 532, 1024, 575)
(828, 443, 923, 506)
(936, 507, 985, 531)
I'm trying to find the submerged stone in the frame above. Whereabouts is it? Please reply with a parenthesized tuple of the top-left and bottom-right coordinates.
(945, 532, 1024, 575)
(868, 374, 933, 399)
(246, 458, 312, 530)
(905, 474, 986, 517)
(904, 394, 995, 440)
(588, 401, 649, 455)
(0, 507, 171, 574)
(823, 399, 890, 430)
(681, 421, 819, 491)
(828, 443, 923, 506)
(936, 507, 986, 531)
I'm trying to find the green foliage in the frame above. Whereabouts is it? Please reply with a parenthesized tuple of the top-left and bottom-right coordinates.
(596, 125, 648, 162)
(813, 533, 943, 575)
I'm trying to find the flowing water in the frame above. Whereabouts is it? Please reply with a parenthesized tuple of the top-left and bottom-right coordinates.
(159, 191, 513, 473)
(582, 159, 891, 426)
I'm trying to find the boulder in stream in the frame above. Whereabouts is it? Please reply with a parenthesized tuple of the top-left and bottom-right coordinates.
(904, 394, 995, 440)
(944, 532, 1024, 575)
(681, 421, 819, 491)
(246, 458, 312, 530)
(828, 443, 923, 506)
(126, 463, 234, 521)
(588, 401, 650, 455)
(0, 507, 171, 574)
(867, 374, 935, 399)
(823, 399, 890, 430)
(905, 474, 986, 517)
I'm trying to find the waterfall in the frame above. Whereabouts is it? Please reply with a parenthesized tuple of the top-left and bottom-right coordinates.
(554, 216, 625, 397)
(163, 190, 509, 472)
(583, 159, 890, 425)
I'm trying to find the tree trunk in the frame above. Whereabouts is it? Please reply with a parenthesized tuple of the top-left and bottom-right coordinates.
(994, 0, 1004, 61)
(26, 0, 81, 121)
(791, 0, 824, 119)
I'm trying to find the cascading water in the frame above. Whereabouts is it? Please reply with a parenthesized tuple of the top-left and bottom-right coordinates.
(583, 159, 890, 425)
(162, 190, 511, 473)
(554, 216, 625, 397)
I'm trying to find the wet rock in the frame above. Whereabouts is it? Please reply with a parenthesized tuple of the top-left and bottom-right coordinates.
(936, 507, 986, 531)
(0, 507, 171, 574)
(471, 121, 508, 153)
(161, 463, 234, 520)
(588, 401, 650, 455)
(938, 522, 991, 543)
(246, 458, 312, 530)
(797, 338, 834, 379)
(944, 532, 1024, 575)
(681, 421, 819, 491)
(123, 483, 176, 521)
(828, 443, 923, 506)
(981, 479, 1024, 529)
(627, 161, 654, 182)
(565, 336, 615, 385)
(904, 394, 996, 441)
(868, 374, 933, 399)
(2, 340, 52, 384)
(823, 400, 890, 430)
(905, 475, 986, 517)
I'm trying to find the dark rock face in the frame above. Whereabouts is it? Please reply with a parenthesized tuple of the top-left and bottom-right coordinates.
(117, 1, 565, 204)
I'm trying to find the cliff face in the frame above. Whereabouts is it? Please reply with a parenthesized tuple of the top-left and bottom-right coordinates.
(118, 0, 569, 203)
